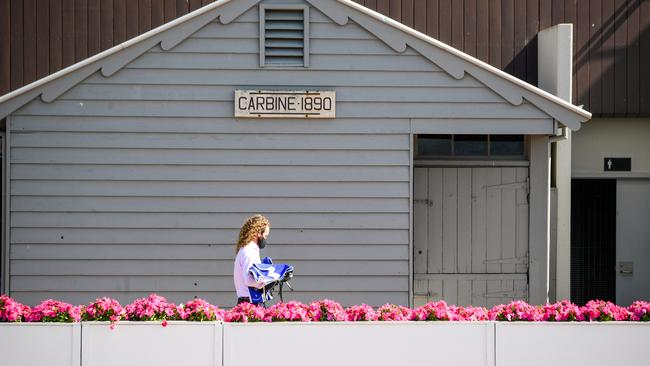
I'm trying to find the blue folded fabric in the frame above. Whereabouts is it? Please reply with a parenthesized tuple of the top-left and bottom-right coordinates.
(247, 257, 294, 305)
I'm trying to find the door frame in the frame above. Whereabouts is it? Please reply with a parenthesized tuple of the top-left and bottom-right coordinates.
(410, 135, 550, 306)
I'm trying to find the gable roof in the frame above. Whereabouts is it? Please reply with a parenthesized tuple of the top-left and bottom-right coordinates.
(0, 0, 591, 129)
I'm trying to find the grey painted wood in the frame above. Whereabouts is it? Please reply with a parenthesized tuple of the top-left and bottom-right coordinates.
(528, 135, 550, 304)
(11, 291, 408, 308)
(457, 168, 472, 273)
(413, 168, 428, 274)
(11, 275, 408, 292)
(414, 273, 528, 281)
(11, 165, 410, 182)
(11, 244, 409, 260)
(59, 85, 503, 103)
(442, 168, 457, 273)
(11, 197, 409, 213)
(126, 53, 442, 72)
(78, 69, 485, 87)
(411, 118, 555, 135)
(427, 168, 443, 273)
(238, 6, 332, 23)
(11, 181, 409, 197)
(11, 259, 409, 276)
(11, 132, 410, 150)
(11, 116, 412, 134)
(0, 0, 589, 126)
(16, 100, 549, 119)
(486, 168, 502, 274)
(11, 212, 410, 229)
(11, 148, 409, 166)
(515, 167, 529, 274)
(11, 228, 409, 245)
(192, 21, 376, 39)
(413, 167, 530, 306)
(413, 274, 528, 306)
(151, 38, 422, 55)
(471, 168, 488, 274)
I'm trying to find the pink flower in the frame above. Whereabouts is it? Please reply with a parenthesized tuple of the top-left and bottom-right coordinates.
(0, 295, 31, 322)
(628, 301, 650, 321)
(539, 300, 584, 321)
(346, 304, 378, 321)
(581, 300, 630, 321)
(177, 298, 225, 321)
(413, 301, 451, 321)
(377, 304, 413, 321)
(307, 299, 347, 321)
(124, 294, 179, 321)
(6, 295, 650, 323)
(82, 297, 125, 327)
(411, 301, 489, 321)
(263, 301, 310, 322)
(451, 306, 489, 321)
(27, 299, 82, 322)
(224, 302, 265, 323)
(488, 301, 541, 321)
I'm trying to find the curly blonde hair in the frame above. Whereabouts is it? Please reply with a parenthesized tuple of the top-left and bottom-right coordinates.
(235, 214, 270, 253)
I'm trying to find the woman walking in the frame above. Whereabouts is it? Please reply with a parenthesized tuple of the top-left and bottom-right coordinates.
(233, 214, 270, 305)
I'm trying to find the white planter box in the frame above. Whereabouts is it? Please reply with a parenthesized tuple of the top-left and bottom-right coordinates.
(223, 322, 495, 366)
(82, 321, 222, 366)
(0, 323, 80, 366)
(496, 322, 650, 366)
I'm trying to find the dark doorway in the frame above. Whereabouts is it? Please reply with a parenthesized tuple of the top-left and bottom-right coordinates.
(571, 179, 616, 305)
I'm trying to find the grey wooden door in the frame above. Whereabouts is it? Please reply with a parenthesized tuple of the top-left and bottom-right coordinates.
(616, 179, 650, 306)
(413, 167, 529, 307)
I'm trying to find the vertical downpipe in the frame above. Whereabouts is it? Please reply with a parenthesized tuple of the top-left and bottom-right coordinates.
(3, 116, 10, 295)
(408, 120, 414, 307)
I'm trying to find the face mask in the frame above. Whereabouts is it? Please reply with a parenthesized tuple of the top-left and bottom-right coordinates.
(257, 236, 267, 249)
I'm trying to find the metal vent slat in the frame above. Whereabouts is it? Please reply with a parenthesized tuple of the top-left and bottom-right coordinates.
(265, 30, 303, 39)
(265, 21, 304, 30)
(265, 48, 304, 56)
(264, 8, 305, 66)
(265, 10, 304, 20)
(265, 39, 304, 48)
(265, 56, 304, 65)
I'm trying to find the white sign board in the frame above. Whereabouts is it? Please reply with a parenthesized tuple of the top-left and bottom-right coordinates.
(235, 90, 335, 118)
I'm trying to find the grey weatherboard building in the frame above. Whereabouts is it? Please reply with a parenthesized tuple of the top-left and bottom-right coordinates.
(0, 0, 590, 308)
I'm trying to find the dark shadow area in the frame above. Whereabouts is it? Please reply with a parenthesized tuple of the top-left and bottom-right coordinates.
(571, 179, 617, 306)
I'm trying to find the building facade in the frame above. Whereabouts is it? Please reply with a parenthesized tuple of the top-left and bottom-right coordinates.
(0, 0, 592, 307)
(1, 0, 648, 307)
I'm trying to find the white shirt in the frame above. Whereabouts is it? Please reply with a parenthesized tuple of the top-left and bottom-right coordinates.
(233, 242, 265, 298)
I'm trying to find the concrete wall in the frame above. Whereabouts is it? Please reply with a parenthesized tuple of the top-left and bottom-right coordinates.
(572, 118, 650, 178)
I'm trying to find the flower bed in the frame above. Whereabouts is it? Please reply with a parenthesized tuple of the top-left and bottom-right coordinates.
(2, 294, 649, 366)
(1, 294, 649, 324)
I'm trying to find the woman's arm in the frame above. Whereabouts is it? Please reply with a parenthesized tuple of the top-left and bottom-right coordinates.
(240, 248, 265, 289)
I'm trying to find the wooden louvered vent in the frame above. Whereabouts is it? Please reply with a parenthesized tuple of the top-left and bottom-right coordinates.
(261, 6, 309, 66)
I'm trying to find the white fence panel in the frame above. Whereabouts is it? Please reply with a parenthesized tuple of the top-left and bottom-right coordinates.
(496, 323, 650, 366)
(0, 323, 80, 366)
(223, 322, 494, 366)
(82, 322, 222, 366)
